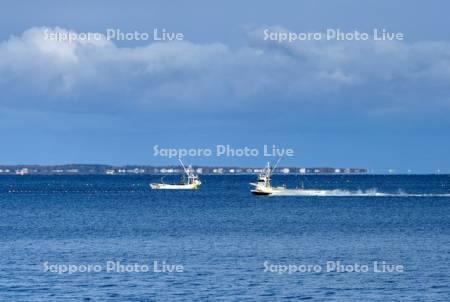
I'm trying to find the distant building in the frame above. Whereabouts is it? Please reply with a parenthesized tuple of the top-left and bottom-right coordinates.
(0, 164, 367, 175)
(15, 168, 29, 175)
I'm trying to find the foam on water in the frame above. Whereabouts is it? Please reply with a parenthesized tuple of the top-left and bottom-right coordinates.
(271, 188, 450, 197)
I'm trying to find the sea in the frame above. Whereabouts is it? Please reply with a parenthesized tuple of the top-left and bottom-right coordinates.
(0, 174, 449, 301)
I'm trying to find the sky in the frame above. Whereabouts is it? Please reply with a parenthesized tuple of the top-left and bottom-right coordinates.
(0, 0, 449, 173)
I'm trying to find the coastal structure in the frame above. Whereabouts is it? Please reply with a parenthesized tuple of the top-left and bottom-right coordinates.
(0, 165, 367, 175)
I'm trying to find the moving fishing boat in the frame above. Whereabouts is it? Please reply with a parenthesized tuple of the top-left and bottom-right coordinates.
(250, 160, 285, 195)
(150, 159, 201, 190)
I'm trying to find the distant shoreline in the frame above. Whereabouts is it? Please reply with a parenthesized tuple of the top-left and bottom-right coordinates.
(0, 164, 367, 175)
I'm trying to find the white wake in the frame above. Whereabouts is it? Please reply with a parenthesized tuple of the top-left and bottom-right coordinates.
(270, 188, 450, 197)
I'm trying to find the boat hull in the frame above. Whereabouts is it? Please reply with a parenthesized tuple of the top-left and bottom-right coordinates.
(150, 182, 200, 190)
(250, 184, 274, 195)
(251, 190, 272, 195)
(251, 184, 286, 196)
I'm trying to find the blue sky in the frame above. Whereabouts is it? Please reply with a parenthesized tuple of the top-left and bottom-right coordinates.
(0, 0, 449, 173)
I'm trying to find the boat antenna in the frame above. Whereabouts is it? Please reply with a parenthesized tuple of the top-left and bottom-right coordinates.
(270, 157, 282, 176)
(178, 157, 190, 176)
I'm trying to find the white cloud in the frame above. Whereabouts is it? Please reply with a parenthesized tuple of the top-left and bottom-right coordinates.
(0, 26, 449, 115)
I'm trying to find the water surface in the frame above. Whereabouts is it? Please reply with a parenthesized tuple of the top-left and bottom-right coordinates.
(0, 175, 449, 301)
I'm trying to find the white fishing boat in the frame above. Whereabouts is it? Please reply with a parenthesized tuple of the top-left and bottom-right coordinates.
(250, 160, 285, 195)
(150, 159, 201, 190)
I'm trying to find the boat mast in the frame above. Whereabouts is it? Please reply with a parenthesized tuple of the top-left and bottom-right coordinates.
(269, 157, 282, 176)
(178, 158, 190, 177)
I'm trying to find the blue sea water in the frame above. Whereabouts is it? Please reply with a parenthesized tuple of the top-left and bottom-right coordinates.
(0, 174, 449, 301)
